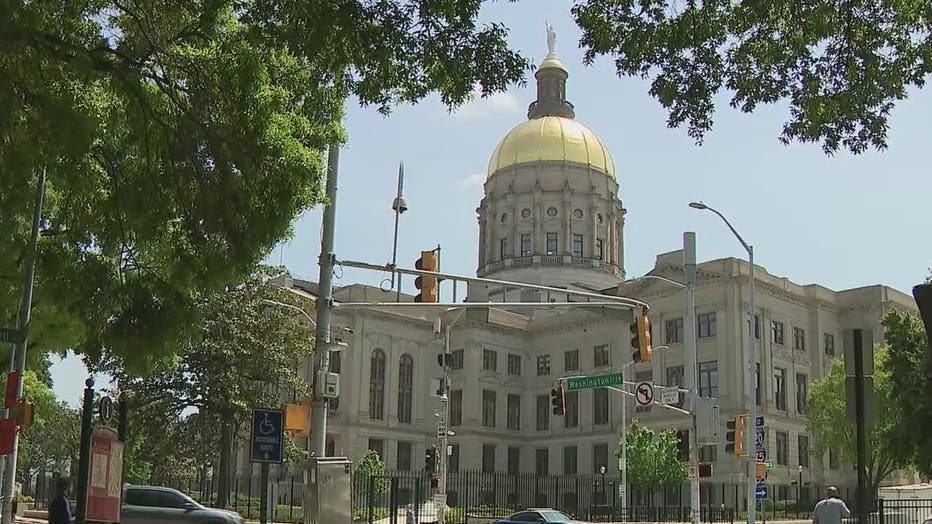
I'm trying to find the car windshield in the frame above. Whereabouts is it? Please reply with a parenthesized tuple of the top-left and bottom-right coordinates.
(540, 510, 572, 522)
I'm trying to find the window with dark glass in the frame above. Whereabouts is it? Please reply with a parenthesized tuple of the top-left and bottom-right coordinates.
(368, 438, 384, 458)
(536, 394, 549, 431)
(483, 348, 497, 371)
(572, 234, 583, 258)
(369, 349, 386, 420)
(773, 321, 785, 345)
(546, 233, 558, 254)
(824, 333, 835, 356)
(665, 318, 684, 343)
(450, 389, 463, 426)
(593, 345, 609, 367)
(537, 354, 551, 376)
(775, 368, 787, 410)
(397, 354, 414, 423)
(776, 431, 788, 465)
(699, 361, 718, 398)
(592, 443, 609, 474)
(794, 327, 806, 351)
(500, 238, 509, 260)
(507, 446, 520, 475)
(396, 441, 412, 471)
(482, 390, 496, 427)
(593, 388, 609, 425)
(448, 444, 460, 473)
(698, 313, 716, 338)
(535, 448, 549, 475)
(507, 354, 521, 375)
(520, 233, 532, 256)
(798, 435, 810, 468)
(507, 394, 521, 430)
(596, 239, 604, 260)
(563, 446, 577, 475)
(564, 391, 579, 428)
(564, 349, 579, 371)
(796, 373, 808, 414)
(482, 444, 496, 473)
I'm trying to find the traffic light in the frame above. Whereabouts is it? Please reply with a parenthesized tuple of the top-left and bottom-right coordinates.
(676, 430, 689, 461)
(551, 385, 566, 416)
(725, 413, 747, 456)
(414, 250, 439, 302)
(698, 464, 713, 479)
(425, 445, 438, 473)
(631, 310, 653, 363)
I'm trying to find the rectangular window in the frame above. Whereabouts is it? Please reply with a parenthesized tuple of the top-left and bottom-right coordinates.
(824, 333, 835, 356)
(636, 369, 653, 413)
(535, 448, 549, 476)
(500, 238, 509, 260)
(794, 327, 806, 351)
(482, 444, 496, 473)
(699, 445, 718, 462)
(593, 345, 610, 367)
(754, 314, 761, 339)
(564, 390, 579, 428)
(507, 394, 521, 431)
(536, 394, 549, 431)
(450, 389, 463, 426)
(451, 349, 464, 370)
(773, 321, 785, 345)
(596, 239, 604, 260)
(776, 431, 788, 465)
(537, 354, 551, 376)
(563, 446, 577, 475)
(665, 318, 684, 344)
(449, 444, 460, 473)
(546, 233, 558, 255)
(396, 441, 412, 471)
(775, 368, 787, 411)
(482, 390, 496, 427)
(520, 233, 532, 256)
(482, 348, 498, 371)
(798, 435, 810, 468)
(756, 363, 762, 406)
(698, 312, 717, 338)
(796, 373, 808, 414)
(564, 350, 579, 371)
(507, 354, 522, 376)
(666, 366, 685, 407)
(507, 446, 520, 475)
(699, 361, 719, 398)
(592, 443, 609, 474)
(593, 388, 609, 425)
(573, 234, 583, 258)
(368, 438, 384, 459)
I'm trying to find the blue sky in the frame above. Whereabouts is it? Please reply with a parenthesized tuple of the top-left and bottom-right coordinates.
(51, 0, 932, 404)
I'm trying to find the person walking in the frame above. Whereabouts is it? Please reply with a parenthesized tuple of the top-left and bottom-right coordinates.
(812, 486, 851, 524)
(48, 478, 74, 524)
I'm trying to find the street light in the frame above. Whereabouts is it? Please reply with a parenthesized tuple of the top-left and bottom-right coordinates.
(600, 465, 607, 503)
(690, 202, 756, 524)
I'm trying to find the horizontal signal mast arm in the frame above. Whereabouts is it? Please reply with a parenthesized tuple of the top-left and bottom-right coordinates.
(336, 259, 650, 311)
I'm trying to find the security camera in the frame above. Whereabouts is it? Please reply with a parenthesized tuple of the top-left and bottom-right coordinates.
(392, 196, 408, 214)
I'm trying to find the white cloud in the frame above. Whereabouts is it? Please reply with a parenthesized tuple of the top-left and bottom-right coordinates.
(458, 172, 486, 191)
(450, 85, 523, 121)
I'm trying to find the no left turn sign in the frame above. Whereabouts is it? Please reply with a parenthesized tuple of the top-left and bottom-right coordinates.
(635, 382, 654, 407)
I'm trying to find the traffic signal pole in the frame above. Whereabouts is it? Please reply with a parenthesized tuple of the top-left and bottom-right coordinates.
(305, 145, 339, 524)
(683, 232, 701, 524)
(0, 170, 45, 524)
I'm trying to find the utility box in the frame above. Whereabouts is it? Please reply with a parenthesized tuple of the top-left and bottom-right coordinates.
(306, 456, 353, 524)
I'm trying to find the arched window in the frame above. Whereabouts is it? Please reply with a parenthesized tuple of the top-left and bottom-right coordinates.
(369, 349, 386, 420)
(398, 354, 414, 423)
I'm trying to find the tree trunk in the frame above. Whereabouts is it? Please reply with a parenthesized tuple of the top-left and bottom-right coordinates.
(216, 413, 234, 508)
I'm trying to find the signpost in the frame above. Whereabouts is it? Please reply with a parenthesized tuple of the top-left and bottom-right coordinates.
(566, 372, 623, 391)
(635, 382, 654, 407)
(86, 427, 124, 523)
(250, 408, 284, 464)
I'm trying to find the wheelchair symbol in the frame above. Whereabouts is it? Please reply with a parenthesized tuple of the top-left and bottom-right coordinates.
(259, 414, 276, 436)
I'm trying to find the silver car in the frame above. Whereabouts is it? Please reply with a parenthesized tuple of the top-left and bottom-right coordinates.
(123, 485, 244, 524)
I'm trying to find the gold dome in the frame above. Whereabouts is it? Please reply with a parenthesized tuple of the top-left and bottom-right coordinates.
(487, 116, 616, 178)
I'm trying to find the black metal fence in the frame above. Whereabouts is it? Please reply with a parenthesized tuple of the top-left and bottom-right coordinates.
(876, 498, 932, 524)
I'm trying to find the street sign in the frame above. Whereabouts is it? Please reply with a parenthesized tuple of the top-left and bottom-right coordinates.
(696, 399, 720, 444)
(635, 382, 654, 407)
(0, 328, 22, 345)
(756, 416, 764, 428)
(661, 388, 679, 405)
(756, 484, 768, 500)
(765, 460, 774, 469)
(250, 408, 284, 464)
(566, 372, 623, 391)
(437, 421, 447, 438)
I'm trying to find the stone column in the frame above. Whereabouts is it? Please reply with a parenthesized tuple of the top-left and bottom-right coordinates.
(562, 186, 572, 254)
(590, 202, 599, 260)
(533, 186, 543, 254)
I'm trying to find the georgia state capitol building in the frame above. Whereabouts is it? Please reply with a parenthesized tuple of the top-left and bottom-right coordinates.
(236, 34, 917, 510)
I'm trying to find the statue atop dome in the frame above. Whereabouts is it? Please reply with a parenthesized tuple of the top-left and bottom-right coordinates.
(546, 23, 557, 56)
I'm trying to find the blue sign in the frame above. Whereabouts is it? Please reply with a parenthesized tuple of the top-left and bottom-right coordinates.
(250, 408, 284, 464)
(756, 484, 768, 500)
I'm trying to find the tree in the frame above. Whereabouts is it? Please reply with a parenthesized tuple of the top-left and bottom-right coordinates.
(882, 309, 932, 475)
(806, 347, 910, 498)
(18, 371, 80, 492)
(0, 0, 528, 371)
(571, 0, 931, 155)
(105, 266, 313, 507)
(617, 420, 687, 500)
(354, 450, 388, 498)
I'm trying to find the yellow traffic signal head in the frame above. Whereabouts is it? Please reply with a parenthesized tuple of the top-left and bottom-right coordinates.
(414, 250, 439, 302)
(631, 310, 653, 363)
(726, 413, 748, 456)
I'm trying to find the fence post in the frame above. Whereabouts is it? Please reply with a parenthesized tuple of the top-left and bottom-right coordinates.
(367, 475, 374, 524)
(878, 498, 884, 524)
(389, 476, 398, 524)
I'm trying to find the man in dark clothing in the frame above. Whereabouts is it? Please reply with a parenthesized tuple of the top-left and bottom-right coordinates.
(48, 478, 74, 524)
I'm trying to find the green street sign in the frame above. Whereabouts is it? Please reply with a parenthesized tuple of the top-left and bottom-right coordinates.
(765, 460, 774, 470)
(566, 372, 623, 391)
(0, 328, 22, 344)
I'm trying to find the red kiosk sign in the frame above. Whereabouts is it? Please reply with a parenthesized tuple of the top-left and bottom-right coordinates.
(87, 427, 124, 523)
